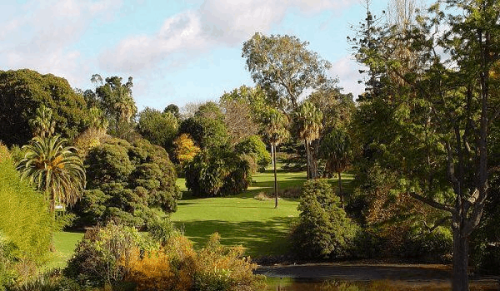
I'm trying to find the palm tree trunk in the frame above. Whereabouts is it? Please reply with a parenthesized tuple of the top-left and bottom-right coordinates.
(305, 139, 311, 179)
(273, 144, 279, 209)
(338, 171, 344, 208)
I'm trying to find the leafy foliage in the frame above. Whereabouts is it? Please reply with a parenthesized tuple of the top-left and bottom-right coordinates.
(137, 107, 178, 149)
(173, 133, 200, 165)
(235, 135, 271, 172)
(17, 136, 86, 213)
(185, 146, 252, 197)
(179, 102, 229, 149)
(0, 143, 52, 288)
(242, 33, 331, 111)
(0, 69, 87, 147)
(125, 233, 264, 291)
(64, 222, 152, 287)
(291, 179, 358, 259)
(73, 137, 180, 227)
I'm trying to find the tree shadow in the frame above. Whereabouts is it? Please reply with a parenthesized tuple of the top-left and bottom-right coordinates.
(174, 217, 296, 257)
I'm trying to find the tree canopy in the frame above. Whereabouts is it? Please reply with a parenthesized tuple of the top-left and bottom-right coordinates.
(0, 69, 87, 146)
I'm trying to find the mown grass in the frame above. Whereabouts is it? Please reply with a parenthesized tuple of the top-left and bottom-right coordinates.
(172, 165, 353, 258)
(44, 231, 84, 270)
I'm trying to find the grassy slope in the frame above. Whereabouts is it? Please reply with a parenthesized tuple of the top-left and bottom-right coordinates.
(171, 167, 352, 258)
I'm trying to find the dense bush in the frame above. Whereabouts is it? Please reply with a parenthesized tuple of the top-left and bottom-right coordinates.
(235, 135, 271, 172)
(400, 226, 452, 262)
(65, 223, 263, 291)
(185, 146, 252, 197)
(125, 233, 264, 291)
(291, 179, 358, 259)
(72, 137, 181, 228)
(64, 222, 153, 288)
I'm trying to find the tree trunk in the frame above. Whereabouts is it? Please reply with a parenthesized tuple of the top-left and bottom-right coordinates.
(273, 144, 279, 209)
(305, 140, 311, 179)
(338, 171, 344, 208)
(452, 216, 469, 291)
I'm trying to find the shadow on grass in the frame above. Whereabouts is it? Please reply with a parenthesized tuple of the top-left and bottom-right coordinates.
(175, 217, 296, 258)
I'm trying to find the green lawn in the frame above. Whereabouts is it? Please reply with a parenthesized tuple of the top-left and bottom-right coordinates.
(172, 166, 353, 258)
(45, 231, 84, 270)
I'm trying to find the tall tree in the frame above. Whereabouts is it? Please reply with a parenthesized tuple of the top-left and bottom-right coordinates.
(260, 108, 289, 208)
(94, 76, 137, 135)
(352, 1, 500, 290)
(242, 33, 331, 112)
(294, 101, 323, 179)
(17, 136, 86, 215)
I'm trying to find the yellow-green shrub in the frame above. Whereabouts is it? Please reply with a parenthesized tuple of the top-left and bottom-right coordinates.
(124, 233, 264, 291)
(125, 235, 196, 291)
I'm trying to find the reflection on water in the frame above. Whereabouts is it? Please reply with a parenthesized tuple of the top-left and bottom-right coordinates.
(265, 277, 500, 291)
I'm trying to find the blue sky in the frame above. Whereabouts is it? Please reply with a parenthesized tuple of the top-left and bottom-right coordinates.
(0, 0, 391, 111)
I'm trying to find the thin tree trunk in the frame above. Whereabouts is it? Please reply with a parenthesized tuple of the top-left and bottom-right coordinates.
(273, 144, 279, 209)
(452, 216, 469, 291)
(305, 140, 311, 179)
(338, 171, 344, 208)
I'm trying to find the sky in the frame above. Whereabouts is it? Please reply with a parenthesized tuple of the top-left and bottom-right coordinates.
(0, 0, 391, 111)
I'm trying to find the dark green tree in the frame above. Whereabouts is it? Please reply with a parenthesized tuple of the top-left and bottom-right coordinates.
(184, 146, 252, 197)
(291, 179, 358, 259)
(294, 101, 323, 179)
(235, 135, 271, 172)
(137, 107, 178, 149)
(179, 102, 229, 149)
(0, 69, 87, 146)
(74, 137, 180, 227)
(320, 128, 352, 207)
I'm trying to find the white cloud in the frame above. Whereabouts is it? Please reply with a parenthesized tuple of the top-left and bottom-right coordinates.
(0, 0, 121, 85)
(329, 55, 365, 98)
(99, 0, 355, 74)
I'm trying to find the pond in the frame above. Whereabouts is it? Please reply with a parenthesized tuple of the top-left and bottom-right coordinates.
(257, 263, 500, 291)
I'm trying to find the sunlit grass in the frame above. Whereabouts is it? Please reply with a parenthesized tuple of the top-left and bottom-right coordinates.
(44, 231, 84, 270)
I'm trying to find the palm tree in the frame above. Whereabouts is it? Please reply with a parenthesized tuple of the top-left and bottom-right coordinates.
(320, 128, 351, 208)
(114, 86, 137, 123)
(295, 101, 323, 179)
(261, 108, 289, 208)
(88, 107, 109, 135)
(17, 135, 86, 215)
(29, 104, 56, 138)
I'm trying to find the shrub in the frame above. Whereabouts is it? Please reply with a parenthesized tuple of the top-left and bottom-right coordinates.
(291, 179, 358, 259)
(185, 146, 252, 197)
(64, 222, 153, 288)
(194, 233, 265, 291)
(235, 135, 271, 172)
(72, 137, 181, 228)
(400, 226, 452, 262)
(124, 233, 264, 291)
(125, 235, 196, 291)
